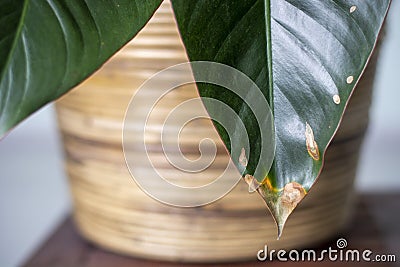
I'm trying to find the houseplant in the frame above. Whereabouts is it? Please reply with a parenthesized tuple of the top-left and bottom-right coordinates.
(0, 0, 390, 262)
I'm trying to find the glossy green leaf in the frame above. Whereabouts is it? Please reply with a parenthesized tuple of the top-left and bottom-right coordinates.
(0, 0, 162, 135)
(171, 0, 390, 236)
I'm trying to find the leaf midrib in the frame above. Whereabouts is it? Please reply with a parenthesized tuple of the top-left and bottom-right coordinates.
(264, 0, 274, 114)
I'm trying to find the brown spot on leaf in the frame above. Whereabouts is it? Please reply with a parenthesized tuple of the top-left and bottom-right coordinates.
(305, 122, 320, 160)
(244, 174, 260, 193)
(346, 75, 354, 84)
(333, 94, 341, 105)
(281, 182, 307, 207)
(239, 147, 248, 167)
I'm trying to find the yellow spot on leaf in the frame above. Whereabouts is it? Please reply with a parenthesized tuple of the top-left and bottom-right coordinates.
(350, 5, 357, 13)
(261, 176, 281, 193)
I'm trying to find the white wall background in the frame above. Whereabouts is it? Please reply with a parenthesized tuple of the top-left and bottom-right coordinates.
(356, 0, 400, 191)
(0, 2, 399, 266)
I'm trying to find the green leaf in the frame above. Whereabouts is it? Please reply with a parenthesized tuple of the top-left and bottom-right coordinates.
(171, 0, 390, 236)
(0, 0, 162, 135)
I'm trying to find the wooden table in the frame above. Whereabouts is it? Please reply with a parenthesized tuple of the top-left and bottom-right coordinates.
(22, 193, 399, 267)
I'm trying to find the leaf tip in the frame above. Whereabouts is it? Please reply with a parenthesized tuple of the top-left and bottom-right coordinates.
(277, 224, 283, 240)
(258, 181, 307, 239)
